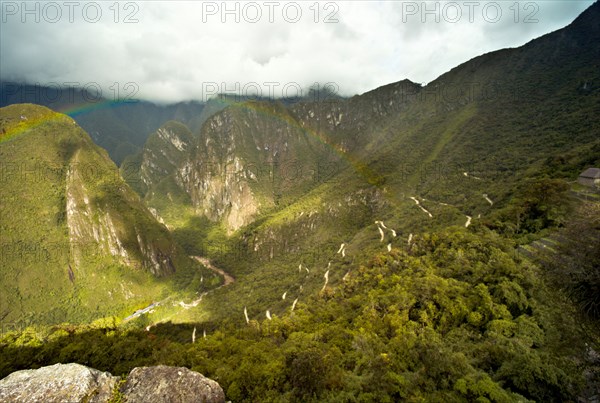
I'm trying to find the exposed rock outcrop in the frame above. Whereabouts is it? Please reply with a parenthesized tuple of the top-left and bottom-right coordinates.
(130, 82, 418, 235)
(122, 365, 225, 403)
(0, 363, 117, 403)
(0, 364, 225, 403)
(138, 121, 194, 194)
(64, 146, 178, 277)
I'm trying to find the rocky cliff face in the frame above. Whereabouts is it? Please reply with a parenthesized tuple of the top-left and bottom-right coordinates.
(0, 363, 225, 403)
(291, 79, 423, 145)
(179, 104, 276, 232)
(180, 101, 354, 233)
(138, 121, 194, 195)
(132, 102, 342, 234)
(65, 161, 176, 276)
(130, 81, 423, 234)
(56, 116, 178, 277)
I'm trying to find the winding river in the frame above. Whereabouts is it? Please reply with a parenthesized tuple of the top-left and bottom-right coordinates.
(123, 256, 235, 323)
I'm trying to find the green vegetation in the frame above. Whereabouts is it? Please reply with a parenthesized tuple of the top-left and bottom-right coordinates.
(2, 3, 600, 401)
(0, 104, 214, 326)
(107, 378, 127, 403)
(540, 200, 600, 321)
(0, 228, 593, 401)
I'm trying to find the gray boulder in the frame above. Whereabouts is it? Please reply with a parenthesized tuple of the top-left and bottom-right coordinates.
(122, 365, 226, 403)
(0, 363, 226, 403)
(0, 363, 117, 403)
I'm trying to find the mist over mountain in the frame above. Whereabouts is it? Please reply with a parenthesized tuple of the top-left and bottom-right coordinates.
(0, 83, 209, 164)
(1, 2, 599, 402)
(1, 1, 594, 103)
(0, 83, 340, 165)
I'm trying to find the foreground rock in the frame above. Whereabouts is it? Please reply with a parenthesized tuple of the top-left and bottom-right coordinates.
(0, 363, 117, 403)
(0, 363, 226, 403)
(122, 366, 226, 403)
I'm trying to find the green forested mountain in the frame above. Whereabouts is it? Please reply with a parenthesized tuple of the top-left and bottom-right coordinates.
(0, 104, 215, 325)
(1, 2, 599, 402)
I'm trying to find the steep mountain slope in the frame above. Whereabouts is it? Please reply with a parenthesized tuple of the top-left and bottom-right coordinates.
(376, 3, 600, 196)
(180, 101, 346, 232)
(0, 104, 211, 325)
(128, 80, 423, 242)
(127, 102, 345, 238)
(125, 120, 195, 197)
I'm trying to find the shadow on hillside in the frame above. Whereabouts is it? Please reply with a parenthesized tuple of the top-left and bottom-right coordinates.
(171, 215, 214, 256)
(0, 320, 227, 379)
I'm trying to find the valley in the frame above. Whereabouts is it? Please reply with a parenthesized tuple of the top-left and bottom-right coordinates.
(1, 2, 600, 401)
(128, 256, 236, 331)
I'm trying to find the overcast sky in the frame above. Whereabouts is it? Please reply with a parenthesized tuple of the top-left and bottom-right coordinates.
(0, 0, 594, 103)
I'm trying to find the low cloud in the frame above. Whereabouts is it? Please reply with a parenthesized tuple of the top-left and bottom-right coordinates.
(0, 0, 593, 103)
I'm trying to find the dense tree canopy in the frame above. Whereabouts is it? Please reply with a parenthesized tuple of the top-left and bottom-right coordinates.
(1, 227, 593, 402)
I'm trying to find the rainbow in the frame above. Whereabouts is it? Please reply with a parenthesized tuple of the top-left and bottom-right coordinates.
(0, 105, 65, 143)
(0, 97, 427, 242)
(209, 97, 386, 188)
(0, 97, 390, 197)
(0, 99, 136, 143)
(63, 98, 133, 118)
